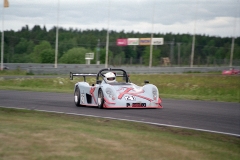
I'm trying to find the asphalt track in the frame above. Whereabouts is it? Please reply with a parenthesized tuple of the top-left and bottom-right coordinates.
(0, 90, 239, 136)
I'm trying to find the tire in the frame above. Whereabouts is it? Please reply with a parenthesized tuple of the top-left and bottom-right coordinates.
(98, 89, 104, 109)
(74, 87, 81, 107)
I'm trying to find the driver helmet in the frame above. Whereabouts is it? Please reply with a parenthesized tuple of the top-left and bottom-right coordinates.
(104, 72, 116, 83)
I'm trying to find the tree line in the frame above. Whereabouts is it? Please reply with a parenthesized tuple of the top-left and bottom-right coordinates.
(1, 25, 240, 66)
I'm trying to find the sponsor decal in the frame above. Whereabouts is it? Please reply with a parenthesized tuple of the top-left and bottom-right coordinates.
(139, 38, 151, 45)
(126, 103, 146, 107)
(117, 39, 128, 46)
(90, 87, 95, 94)
(81, 94, 84, 103)
(124, 95, 136, 101)
(90, 87, 97, 104)
(128, 38, 139, 45)
(118, 87, 152, 101)
(152, 38, 164, 45)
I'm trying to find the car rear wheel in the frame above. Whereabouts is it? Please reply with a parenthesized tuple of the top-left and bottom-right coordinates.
(98, 89, 104, 109)
(74, 87, 81, 107)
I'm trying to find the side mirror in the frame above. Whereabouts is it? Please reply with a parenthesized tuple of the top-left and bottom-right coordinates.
(96, 80, 102, 84)
(123, 73, 130, 82)
(144, 80, 149, 84)
(70, 72, 73, 80)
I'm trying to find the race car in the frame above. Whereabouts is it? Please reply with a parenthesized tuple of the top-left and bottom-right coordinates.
(222, 67, 240, 75)
(70, 68, 162, 109)
(0, 65, 9, 70)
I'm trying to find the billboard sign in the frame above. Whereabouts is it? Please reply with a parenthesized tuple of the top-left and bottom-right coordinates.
(127, 38, 139, 45)
(152, 38, 164, 45)
(117, 39, 128, 46)
(139, 38, 151, 45)
(85, 53, 94, 60)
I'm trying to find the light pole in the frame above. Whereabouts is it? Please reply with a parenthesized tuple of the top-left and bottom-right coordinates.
(190, 34, 195, 67)
(229, 2, 239, 67)
(1, 6, 4, 70)
(230, 37, 235, 67)
(149, 0, 155, 68)
(105, 0, 110, 68)
(96, 39, 100, 65)
(190, 0, 198, 68)
(1, 0, 9, 70)
(55, 0, 60, 68)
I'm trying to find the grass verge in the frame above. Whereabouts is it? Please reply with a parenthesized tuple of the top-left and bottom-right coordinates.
(0, 107, 239, 160)
(0, 73, 239, 102)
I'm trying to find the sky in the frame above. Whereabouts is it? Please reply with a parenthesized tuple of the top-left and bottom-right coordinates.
(1, 0, 240, 38)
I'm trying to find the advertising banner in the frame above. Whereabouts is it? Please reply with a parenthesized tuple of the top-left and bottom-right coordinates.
(116, 39, 128, 46)
(127, 38, 139, 45)
(139, 38, 151, 45)
(152, 38, 164, 45)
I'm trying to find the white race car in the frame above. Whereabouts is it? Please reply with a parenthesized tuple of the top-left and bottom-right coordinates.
(70, 68, 163, 109)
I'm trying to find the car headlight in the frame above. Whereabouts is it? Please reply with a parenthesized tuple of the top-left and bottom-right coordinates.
(106, 88, 116, 100)
(152, 88, 158, 100)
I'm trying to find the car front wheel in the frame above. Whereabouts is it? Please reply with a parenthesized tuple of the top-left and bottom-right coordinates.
(74, 87, 81, 107)
(98, 89, 104, 109)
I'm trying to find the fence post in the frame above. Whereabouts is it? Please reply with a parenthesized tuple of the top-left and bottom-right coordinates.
(197, 56, 200, 66)
(177, 43, 181, 66)
(207, 57, 209, 67)
(119, 57, 122, 66)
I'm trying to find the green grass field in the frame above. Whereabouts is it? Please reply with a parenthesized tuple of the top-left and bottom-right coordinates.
(0, 108, 239, 160)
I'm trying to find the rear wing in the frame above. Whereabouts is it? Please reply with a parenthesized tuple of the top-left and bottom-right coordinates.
(70, 68, 130, 83)
(70, 72, 97, 81)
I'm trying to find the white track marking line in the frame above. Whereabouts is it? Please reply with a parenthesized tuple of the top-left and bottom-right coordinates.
(1, 106, 239, 137)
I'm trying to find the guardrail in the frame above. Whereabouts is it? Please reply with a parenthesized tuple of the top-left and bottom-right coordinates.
(2, 63, 239, 75)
